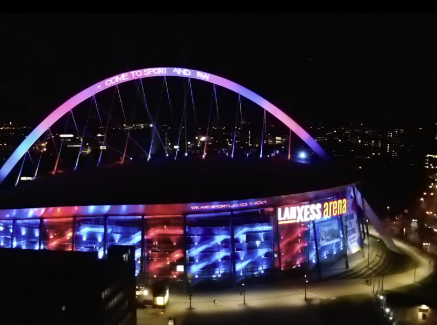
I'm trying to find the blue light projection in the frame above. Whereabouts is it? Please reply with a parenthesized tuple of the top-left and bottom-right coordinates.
(233, 209, 274, 281)
(13, 219, 40, 250)
(75, 217, 105, 255)
(0, 220, 13, 248)
(186, 213, 232, 281)
(107, 216, 142, 276)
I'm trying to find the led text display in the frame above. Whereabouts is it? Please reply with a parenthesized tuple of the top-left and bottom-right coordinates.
(278, 199, 347, 224)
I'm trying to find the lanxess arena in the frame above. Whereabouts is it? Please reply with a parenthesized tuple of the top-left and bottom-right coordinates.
(0, 67, 368, 286)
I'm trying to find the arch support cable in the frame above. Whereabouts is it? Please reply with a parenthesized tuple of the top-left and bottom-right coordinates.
(164, 76, 174, 124)
(288, 129, 291, 159)
(48, 128, 58, 155)
(203, 86, 214, 159)
(15, 151, 27, 186)
(139, 78, 167, 159)
(184, 79, 189, 157)
(53, 112, 72, 175)
(231, 94, 240, 158)
(188, 78, 198, 131)
(93, 96, 104, 129)
(121, 85, 140, 165)
(260, 110, 266, 158)
(33, 130, 48, 180)
(148, 79, 165, 161)
(175, 81, 189, 160)
(116, 84, 129, 163)
(74, 97, 94, 170)
(97, 88, 117, 166)
(34, 148, 44, 180)
(213, 84, 222, 150)
(70, 110, 80, 138)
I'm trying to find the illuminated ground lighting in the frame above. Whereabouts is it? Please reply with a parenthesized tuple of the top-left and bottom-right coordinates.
(0, 67, 329, 185)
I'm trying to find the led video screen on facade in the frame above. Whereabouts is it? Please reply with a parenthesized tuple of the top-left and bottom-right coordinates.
(317, 219, 341, 247)
(315, 216, 345, 263)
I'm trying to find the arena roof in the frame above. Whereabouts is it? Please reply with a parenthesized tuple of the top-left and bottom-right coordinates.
(0, 157, 360, 209)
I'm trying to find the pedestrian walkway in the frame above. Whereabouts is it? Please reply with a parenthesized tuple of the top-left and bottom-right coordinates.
(324, 236, 415, 281)
(137, 227, 434, 325)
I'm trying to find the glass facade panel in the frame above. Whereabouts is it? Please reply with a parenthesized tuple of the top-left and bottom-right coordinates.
(75, 217, 105, 258)
(144, 216, 184, 279)
(279, 221, 310, 270)
(315, 216, 345, 264)
(13, 219, 40, 250)
(107, 216, 142, 276)
(186, 212, 231, 283)
(233, 209, 274, 282)
(308, 221, 317, 267)
(0, 220, 13, 248)
(42, 218, 73, 251)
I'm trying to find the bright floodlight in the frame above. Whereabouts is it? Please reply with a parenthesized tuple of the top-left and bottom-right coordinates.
(299, 152, 306, 158)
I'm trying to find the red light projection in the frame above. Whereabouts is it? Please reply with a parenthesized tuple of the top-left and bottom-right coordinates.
(144, 217, 184, 278)
(43, 218, 73, 251)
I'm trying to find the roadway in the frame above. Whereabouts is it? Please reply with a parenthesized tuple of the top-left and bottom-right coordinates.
(137, 227, 433, 325)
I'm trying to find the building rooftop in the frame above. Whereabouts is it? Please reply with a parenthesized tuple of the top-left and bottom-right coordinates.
(0, 157, 360, 209)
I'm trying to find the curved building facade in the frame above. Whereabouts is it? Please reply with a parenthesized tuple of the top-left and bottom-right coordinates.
(0, 181, 367, 286)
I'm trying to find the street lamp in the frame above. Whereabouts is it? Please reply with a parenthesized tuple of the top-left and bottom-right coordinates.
(304, 274, 308, 301)
(421, 198, 424, 201)
(241, 283, 246, 305)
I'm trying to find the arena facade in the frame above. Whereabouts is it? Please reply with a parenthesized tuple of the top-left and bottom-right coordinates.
(0, 178, 366, 286)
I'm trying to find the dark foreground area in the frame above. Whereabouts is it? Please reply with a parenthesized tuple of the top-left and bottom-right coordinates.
(320, 294, 387, 325)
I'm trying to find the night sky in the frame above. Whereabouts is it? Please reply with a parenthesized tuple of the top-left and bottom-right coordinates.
(1, 13, 437, 128)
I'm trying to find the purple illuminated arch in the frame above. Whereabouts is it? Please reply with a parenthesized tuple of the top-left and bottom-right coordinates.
(0, 67, 328, 185)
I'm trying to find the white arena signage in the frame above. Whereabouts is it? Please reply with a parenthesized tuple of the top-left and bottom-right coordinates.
(278, 199, 347, 224)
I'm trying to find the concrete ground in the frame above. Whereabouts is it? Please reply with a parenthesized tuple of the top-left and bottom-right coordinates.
(137, 227, 433, 325)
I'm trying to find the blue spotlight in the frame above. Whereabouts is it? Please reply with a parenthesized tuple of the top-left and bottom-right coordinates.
(299, 151, 306, 159)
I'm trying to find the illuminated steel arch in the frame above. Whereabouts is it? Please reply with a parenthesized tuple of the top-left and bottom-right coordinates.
(0, 67, 328, 185)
